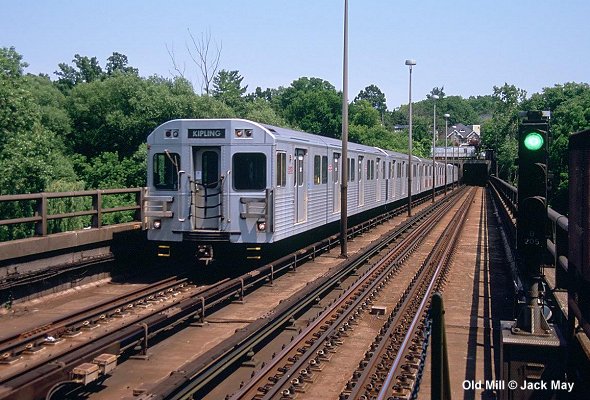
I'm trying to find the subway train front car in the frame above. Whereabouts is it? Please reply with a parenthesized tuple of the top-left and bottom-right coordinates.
(145, 119, 277, 264)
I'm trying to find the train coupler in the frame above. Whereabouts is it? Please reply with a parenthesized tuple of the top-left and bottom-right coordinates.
(196, 245, 214, 265)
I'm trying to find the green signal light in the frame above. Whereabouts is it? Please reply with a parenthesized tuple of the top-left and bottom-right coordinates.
(524, 131, 544, 151)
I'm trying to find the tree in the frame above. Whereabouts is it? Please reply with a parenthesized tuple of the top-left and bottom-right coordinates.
(439, 96, 479, 125)
(186, 29, 222, 95)
(55, 54, 105, 90)
(479, 83, 526, 182)
(0, 47, 39, 151)
(354, 84, 387, 122)
(349, 100, 380, 128)
(276, 77, 342, 137)
(521, 82, 590, 213)
(0, 46, 28, 77)
(242, 98, 286, 126)
(23, 74, 72, 136)
(427, 86, 445, 99)
(106, 52, 138, 75)
(212, 69, 247, 110)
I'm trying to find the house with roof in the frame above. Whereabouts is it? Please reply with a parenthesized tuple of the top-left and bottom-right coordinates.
(442, 123, 480, 146)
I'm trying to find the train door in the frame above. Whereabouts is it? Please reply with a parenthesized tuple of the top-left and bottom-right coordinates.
(294, 148, 307, 223)
(376, 157, 382, 202)
(404, 162, 408, 195)
(192, 147, 222, 230)
(333, 152, 340, 213)
(357, 156, 364, 206)
(389, 161, 394, 200)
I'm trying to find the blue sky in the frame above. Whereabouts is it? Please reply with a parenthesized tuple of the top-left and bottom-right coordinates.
(2, 0, 589, 108)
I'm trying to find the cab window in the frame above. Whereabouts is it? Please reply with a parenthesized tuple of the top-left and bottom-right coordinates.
(233, 153, 266, 190)
(153, 152, 180, 190)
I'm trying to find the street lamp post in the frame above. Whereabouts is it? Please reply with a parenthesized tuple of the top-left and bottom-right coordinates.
(431, 94, 439, 203)
(444, 113, 450, 195)
(453, 138, 459, 188)
(340, 0, 349, 258)
(405, 59, 416, 216)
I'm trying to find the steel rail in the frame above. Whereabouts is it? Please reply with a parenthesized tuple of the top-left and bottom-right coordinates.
(0, 276, 186, 363)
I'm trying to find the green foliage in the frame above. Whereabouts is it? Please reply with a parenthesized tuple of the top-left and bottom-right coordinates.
(23, 74, 72, 136)
(349, 124, 408, 153)
(212, 69, 247, 110)
(0, 46, 28, 77)
(65, 73, 234, 158)
(0, 48, 40, 151)
(479, 83, 527, 181)
(55, 54, 105, 91)
(0, 125, 78, 195)
(350, 100, 380, 128)
(354, 85, 387, 120)
(275, 77, 342, 137)
(427, 86, 445, 99)
(106, 52, 138, 75)
(242, 98, 286, 126)
(46, 179, 91, 234)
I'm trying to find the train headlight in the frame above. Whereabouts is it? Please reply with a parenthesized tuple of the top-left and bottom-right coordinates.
(153, 220, 162, 229)
(257, 222, 266, 231)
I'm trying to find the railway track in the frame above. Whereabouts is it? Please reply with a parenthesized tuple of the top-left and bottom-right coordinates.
(0, 276, 227, 399)
(0, 276, 187, 364)
(136, 187, 472, 400)
(0, 188, 464, 400)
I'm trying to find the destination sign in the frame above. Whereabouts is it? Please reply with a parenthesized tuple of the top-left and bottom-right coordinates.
(188, 128, 226, 139)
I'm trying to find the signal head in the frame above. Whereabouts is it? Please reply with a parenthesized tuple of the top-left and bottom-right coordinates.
(523, 131, 544, 151)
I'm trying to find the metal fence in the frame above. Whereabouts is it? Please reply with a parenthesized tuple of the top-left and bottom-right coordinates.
(489, 176, 588, 343)
(0, 188, 143, 239)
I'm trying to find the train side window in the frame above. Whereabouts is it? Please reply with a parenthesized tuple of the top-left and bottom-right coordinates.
(333, 153, 340, 183)
(153, 152, 180, 190)
(314, 155, 321, 185)
(313, 155, 329, 185)
(276, 152, 286, 187)
(233, 153, 266, 191)
(348, 158, 354, 182)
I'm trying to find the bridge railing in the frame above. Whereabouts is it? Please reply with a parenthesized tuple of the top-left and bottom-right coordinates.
(0, 188, 143, 241)
(489, 176, 589, 342)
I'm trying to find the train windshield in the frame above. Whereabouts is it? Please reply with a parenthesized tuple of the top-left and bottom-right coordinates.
(233, 153, 266, 190)
(153, 152, 180, 190)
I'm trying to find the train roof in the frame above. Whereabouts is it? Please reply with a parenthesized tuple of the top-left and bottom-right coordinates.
(261, 123, 381, 155)
(149, 118, 453, 166)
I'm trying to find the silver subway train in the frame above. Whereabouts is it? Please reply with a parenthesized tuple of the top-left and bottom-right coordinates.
(144, 119, 458, 263)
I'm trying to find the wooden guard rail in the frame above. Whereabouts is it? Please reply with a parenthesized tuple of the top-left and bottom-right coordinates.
(0, 188, 143, 238)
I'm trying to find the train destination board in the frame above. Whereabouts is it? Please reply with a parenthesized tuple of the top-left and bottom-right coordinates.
(188, 128, 226, 139)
